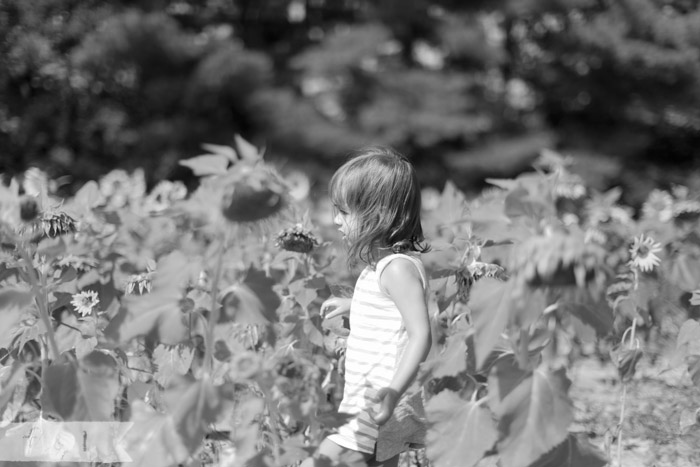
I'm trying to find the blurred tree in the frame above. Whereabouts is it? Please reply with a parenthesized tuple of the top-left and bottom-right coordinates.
(0, 0, 274, 189)
(2, 0, 700, 195)
(507, 0, 700, 167)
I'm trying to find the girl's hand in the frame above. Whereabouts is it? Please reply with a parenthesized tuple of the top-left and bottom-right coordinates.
(370, 388, 399, 426)
(320, 297, 351, 319)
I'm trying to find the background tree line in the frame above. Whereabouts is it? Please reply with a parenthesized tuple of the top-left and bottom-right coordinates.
(2, 0, 700, 202)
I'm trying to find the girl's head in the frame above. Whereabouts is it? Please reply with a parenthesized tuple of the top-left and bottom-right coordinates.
(329, 146, 429, 267)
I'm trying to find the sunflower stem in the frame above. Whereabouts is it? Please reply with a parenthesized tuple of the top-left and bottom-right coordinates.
(20, 246, 60, 362)
(204, 227, 232, 376)
(616, 317, 638, 467)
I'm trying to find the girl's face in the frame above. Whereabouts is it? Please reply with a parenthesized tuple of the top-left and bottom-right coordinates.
(333, 208, 356, 240)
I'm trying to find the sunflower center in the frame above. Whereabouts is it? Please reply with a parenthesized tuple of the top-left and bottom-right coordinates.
(637, 244, 650, 258)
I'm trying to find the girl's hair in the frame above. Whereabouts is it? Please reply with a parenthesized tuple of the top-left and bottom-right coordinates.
(330, 146, 429, 267)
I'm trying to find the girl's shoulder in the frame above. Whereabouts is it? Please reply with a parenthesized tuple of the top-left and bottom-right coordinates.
(376, 253, 427, 289)
(376, 252, 424, 267)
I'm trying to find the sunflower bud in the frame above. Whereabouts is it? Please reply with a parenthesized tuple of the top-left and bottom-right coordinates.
(221, 167, 285, 223)
(275, 225, 319, 253)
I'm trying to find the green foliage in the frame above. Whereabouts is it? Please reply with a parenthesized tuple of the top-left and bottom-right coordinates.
(426, 390, 497, 467)
(3, 142, 700, 466)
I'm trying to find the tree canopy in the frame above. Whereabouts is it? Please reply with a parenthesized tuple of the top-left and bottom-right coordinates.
(2, 0, 699, 197)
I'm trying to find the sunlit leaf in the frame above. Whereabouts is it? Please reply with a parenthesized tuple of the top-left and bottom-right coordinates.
(489, 365, 573, 467)
(667, 253, 700, 292)
(422, 240, 464, 278)
(54, 314, 98, 356)
(289, 278, 318, 311)
(200, 142, 237, 161)
(153, 343, 195, 387)
(119, 251, 200, 344)
(691, 290, 700, 306)
(609, 345, 643, 383)
(559, 302, 613, 337)
(124, 377, 227, 465)
(11, 316, 46, 355)
(686, 355, 700, 387)
(673, 319, 700, 382)
(527, 433, 607, 467)
(278, 435, 311, 466)
(431, 181, 469, 230)
(244, 267, 282, 322)
(504, 185, 552, 220)
(72, 180, 102, 214)
(231, 395, 265, 466)
(0, 288, 33, 349)
(74, 351, 120, 421)
(679, 408, 698, 433)
(421, 331, 467, 379)
(40, 361, 78, 420)
(164, 377, 225, 454)
(75, 336, 98, 359)
(426, 390, 497, 467)
(303, 318, 324, 347)
(0, 360, 27, 415)
(122, 400, 191, 465)
(677, 319, 700, 349)
(234, 134, 262, 161)
(469, 278, 514, 368)
(222, 283, 268, 325)
(179, 154, 229, 176)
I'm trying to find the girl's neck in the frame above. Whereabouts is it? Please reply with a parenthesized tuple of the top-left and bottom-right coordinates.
(367, 247, 405, 268)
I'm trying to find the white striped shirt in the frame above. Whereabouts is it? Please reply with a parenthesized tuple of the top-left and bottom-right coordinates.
(328, 253, 428, 454)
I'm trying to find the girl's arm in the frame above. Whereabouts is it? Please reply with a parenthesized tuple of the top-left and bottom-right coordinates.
(373, 258, 431, 424)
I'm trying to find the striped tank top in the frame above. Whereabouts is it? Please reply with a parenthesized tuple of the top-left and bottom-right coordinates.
(328, 253, 428, 455)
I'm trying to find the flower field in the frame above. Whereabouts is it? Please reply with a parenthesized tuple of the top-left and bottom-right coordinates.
(1, 139, 700, 467)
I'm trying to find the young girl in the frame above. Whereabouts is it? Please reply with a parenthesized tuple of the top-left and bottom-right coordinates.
(302, 147, 432, 467)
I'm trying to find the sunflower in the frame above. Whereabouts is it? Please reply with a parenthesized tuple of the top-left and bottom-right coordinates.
(221, 165, 286, 223)
(628, 234, 662, 273)
(71, 290, 100, 317)
(275, 224, 319, 253)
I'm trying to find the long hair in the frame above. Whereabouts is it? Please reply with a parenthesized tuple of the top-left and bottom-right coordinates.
(329, 146, 429, 268)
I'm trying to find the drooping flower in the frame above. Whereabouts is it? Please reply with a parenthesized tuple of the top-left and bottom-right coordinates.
(628, 234, 662, 273)
(275, 224, 319, 253)
(221, 165, 286, 223)
(41, 211, 77, 237)
(71, 290, 100, 317)
(467, 261, 508, 282)
(125, 272, 153, 295)
(454, 260, 508, 303)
